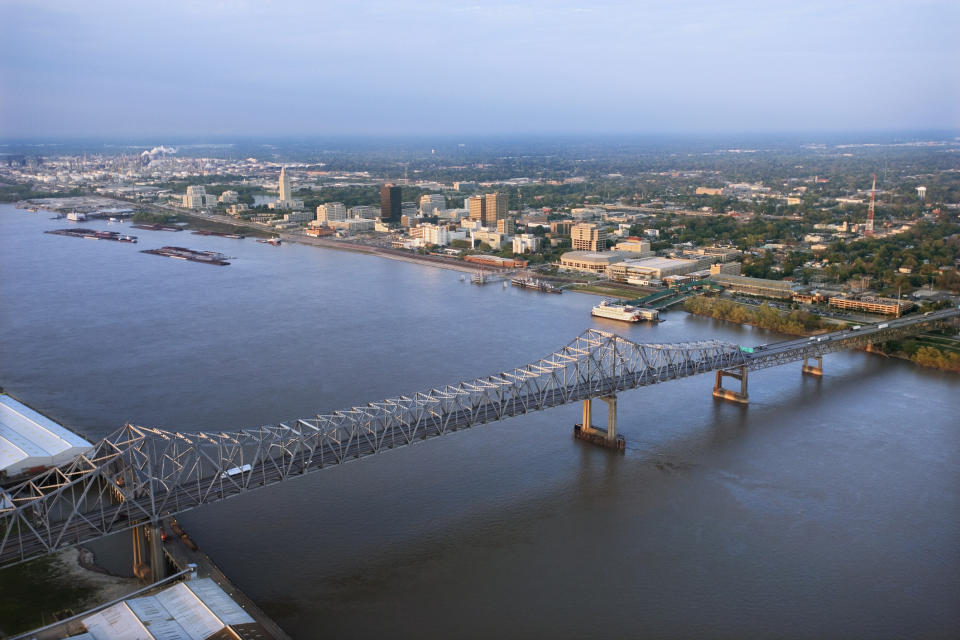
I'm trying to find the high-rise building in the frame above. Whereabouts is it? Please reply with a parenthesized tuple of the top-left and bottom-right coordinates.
(419, 194, 447, 216)
(485, 192, 508, 225)
(468, 193, 508, 227)
(380, 184, 402, 222)
(316, 202, 347, 224)
(279, 166, 290, 202)
(467, 195, 486, 225)
(183, 185, 207, 209)
(497, 218, 516, 235)
(571, 223, 606, 251)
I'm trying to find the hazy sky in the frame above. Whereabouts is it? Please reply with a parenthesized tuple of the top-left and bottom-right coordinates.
(1, 0, 958, 137)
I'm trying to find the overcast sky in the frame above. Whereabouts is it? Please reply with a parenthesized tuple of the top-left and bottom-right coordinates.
(1, 0, 958, 137)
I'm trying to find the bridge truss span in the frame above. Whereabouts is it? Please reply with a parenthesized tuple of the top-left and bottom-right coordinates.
(0, 330, 745, 568)
(3, 307, 956, 569)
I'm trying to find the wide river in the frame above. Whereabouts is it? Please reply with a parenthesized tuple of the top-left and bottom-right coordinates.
(1, 204, 958, 639)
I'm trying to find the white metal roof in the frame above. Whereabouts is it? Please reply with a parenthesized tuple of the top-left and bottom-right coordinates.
(0, 395, 93, 475)
(77, 578, 253, 640)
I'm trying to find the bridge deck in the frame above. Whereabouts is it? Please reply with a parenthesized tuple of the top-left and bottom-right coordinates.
(1, 307, 956, 568)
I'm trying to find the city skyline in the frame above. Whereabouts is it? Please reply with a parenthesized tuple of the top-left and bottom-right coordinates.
(1, 0, 958, 138)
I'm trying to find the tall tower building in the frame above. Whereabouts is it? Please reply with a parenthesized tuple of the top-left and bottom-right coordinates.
(279, 166, 290, 203)
(468, 195, 486, 225)
(468, 193, 508, 227)
(380, 184, 402, 222)
(485, 192, 508, 226)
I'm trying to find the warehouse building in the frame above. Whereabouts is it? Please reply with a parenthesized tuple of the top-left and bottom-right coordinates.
(608, 257, 701, 282)
(0, 394, 92, 479)
(708, 274, 796, 299)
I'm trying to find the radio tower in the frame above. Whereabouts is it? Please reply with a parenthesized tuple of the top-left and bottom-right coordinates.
(865, 173, 876, 236)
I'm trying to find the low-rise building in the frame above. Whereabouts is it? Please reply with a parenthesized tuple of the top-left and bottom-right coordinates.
(828, 295, 914, 316)
(609, 257, 701, 282)
(559, 250, 632, 274)
(512, 233, 542, 254)
(708, 274, 795, 299)
(331, 218, 376, 234)
(316, 202, 347, 224)
(613, 236, 652, 256)
(710, 262, 742, 275)
(464, 254, 528, 269)
(282, 211, 313, 224)
(497, 218, 516, 235)
(473, 229, 506, 250)
(218, 190, 239, 204)
(420, 224, 466, 246)
(349, 205, 380, 219)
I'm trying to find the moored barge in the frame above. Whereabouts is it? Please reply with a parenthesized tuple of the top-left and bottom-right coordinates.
(141, 246, 231, 265)
(45, 228, 138, 243)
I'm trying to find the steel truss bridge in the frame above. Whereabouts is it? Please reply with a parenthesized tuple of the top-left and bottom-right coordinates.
(2, 308, 957, 569)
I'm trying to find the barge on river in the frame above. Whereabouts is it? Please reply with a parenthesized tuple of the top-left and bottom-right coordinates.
(142, 246, 231, 265)
(45, 228, 137, 243)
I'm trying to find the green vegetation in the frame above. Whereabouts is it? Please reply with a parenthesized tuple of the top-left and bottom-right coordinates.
(684, 296, 829, 335)
(131, 211, 177, 224)
(874, 335, 960, 374)
(0, 184, 86, 202)
(0, 554, 97, 636)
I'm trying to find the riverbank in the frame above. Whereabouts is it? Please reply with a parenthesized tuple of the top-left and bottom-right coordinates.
(685, 296, 960, 374)
(684, 296, 830, 336)
(869, 340, 960, 373)
(0, 547, 139, 637)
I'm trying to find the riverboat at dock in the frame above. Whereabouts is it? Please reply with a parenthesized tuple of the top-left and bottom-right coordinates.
(511, 277, 562, 294)
(591, 299, 659, 322)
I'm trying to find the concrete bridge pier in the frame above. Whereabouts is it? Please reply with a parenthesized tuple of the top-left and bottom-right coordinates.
(802, 355, 824, 376)
(132, 521, 166, 584)
(713, 366, 749, 404)
(574, 395, 625, 451)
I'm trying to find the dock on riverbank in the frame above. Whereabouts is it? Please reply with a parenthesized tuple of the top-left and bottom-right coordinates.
(160, 517, 293, 640)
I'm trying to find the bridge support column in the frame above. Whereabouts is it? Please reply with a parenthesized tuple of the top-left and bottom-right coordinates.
(574, 395, 625, 451)
(713, 366, 749, 404)
(802, 355, 823, 376)
(132, 522, 166, 584)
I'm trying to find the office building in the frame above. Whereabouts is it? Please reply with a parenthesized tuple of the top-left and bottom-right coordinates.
(349, 205, 379, 219)
(497, 218, 516, 235)
(419, 194, 447, 216)
(468, 193, 507, 227)
(380, 184, 402, 222)
(316, 202, 347, 224)
(571, 223, 606, 251)
(512, 234, 542, 254)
